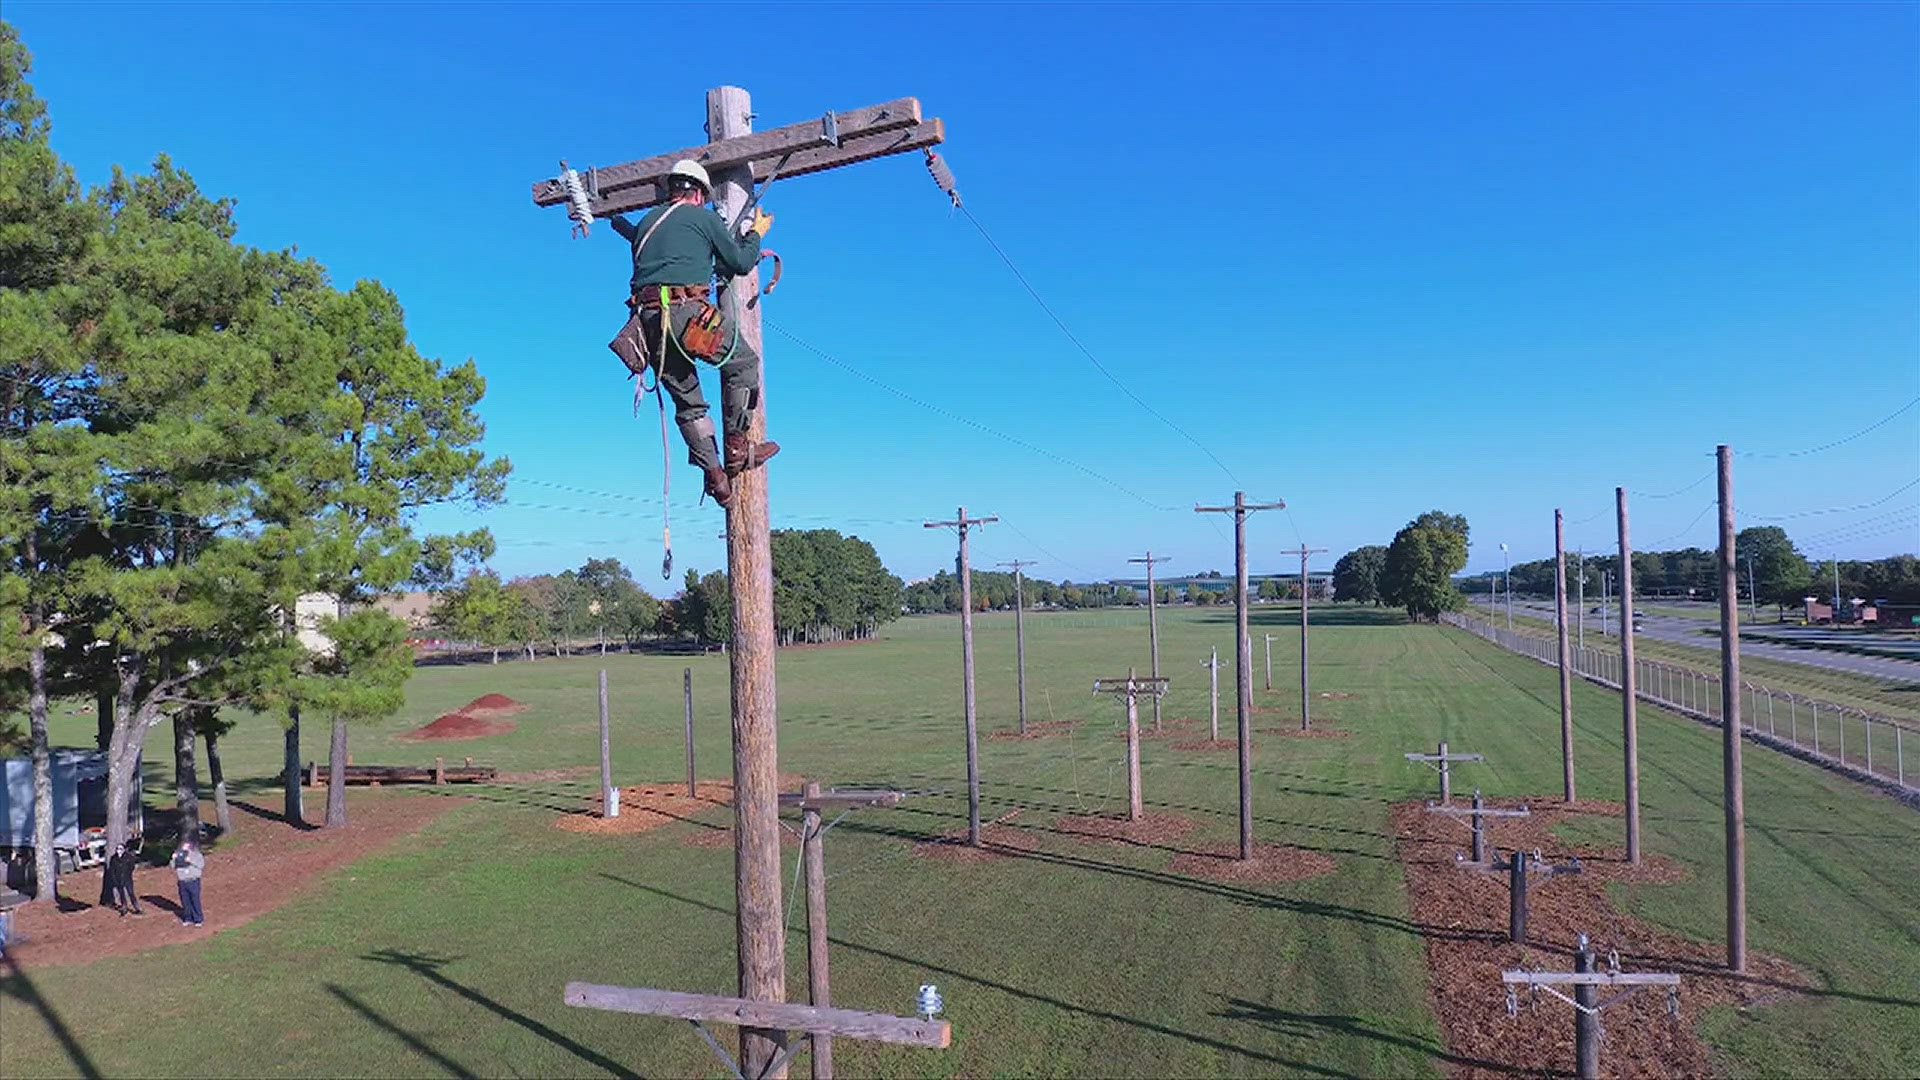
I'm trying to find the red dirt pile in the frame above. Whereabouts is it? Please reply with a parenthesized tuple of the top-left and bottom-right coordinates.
(400, 694, 524, 741)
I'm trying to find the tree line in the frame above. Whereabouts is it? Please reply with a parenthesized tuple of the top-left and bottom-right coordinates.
(900, 570, 1135, 613)
(430, 530, 907, 656)
(0, 26, 503, 901)
(1467, 527, 1917, 611)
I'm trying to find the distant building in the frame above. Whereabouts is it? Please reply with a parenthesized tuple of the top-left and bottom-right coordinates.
(374, 590, 436, 631)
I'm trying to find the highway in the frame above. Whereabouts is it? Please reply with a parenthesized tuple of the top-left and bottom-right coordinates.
(1467, 595, 1920, 686)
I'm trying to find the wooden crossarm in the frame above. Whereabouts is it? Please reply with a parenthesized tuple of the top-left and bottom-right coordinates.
(564, 983, 951, 1048)
(778, 789, 906, 810)
(1404, 752, 1485, 763)
(531, 98, 943, 217)
(1501, 970, 1680, 987)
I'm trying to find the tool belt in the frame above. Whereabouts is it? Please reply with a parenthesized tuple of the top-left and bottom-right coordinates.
(630, 283, 709, 310)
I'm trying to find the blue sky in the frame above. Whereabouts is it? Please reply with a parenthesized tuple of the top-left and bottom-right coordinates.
(11, 1, 1917, 588)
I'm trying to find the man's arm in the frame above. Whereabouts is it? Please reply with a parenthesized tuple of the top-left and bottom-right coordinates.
(607, 213, 638, 242)
(701, 211, 763, 279)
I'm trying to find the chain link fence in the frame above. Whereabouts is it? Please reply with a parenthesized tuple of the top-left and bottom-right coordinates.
(1442, 612, 1917, 796)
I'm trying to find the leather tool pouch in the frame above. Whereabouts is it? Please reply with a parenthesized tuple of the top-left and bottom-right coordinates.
(679, 302, 727, 360)
(608, 310, 653, 377)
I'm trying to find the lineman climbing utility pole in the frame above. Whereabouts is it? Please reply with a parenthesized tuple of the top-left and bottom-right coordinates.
(1279, 546, 1326, 731)
(927, 508, 997, 846)
(530, 90, 950, 1080)
(998, 560, 1036, 737)
(1196, 492, 1286, 860)
(1128, 552, 1171, 732)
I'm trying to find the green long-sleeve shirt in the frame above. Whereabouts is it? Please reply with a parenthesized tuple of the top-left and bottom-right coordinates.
(609, 204, 762, 293)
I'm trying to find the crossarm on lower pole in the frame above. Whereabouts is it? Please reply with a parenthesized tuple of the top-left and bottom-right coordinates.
(565, 983, 952, 1048)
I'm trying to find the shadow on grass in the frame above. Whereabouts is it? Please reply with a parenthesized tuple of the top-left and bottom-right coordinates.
(1213, 997, 1529, 1075)
(230, 799, 319, 832)
(363, 949, 641, 1078)
(326, 984, 477, 1078)
(598, 874, 1380, 1077)
(0, 954, 102, 1079)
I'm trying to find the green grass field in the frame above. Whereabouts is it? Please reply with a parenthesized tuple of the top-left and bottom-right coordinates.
(4, 607, 1917, 1078)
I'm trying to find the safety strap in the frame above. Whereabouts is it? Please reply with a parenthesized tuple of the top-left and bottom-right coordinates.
(633, 204, 681, 581)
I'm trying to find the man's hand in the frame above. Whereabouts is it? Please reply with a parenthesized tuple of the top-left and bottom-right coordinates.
(749, 208, 774, 237)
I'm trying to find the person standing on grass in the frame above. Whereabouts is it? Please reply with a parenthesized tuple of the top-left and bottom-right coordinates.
(171, 837, 205, 926)
(105, 842, 143, 916)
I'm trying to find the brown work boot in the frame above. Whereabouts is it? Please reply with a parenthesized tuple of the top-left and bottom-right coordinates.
(702, 464, 733, 508)
(724, 431, 781, 476)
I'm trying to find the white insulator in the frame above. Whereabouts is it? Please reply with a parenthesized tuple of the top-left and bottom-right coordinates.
(916, 983, 943, 1019)
(559, 161, 594, 236)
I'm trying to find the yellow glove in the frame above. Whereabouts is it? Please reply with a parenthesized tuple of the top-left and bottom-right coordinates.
(749, 208, 774, 237)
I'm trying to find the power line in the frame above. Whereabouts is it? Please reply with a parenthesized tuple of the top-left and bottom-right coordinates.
(1742, 394, 1920, 459)
(1743, 476, 1920, 522)
(766, 317, 1177, 512)
(956, 203, 1240, 485)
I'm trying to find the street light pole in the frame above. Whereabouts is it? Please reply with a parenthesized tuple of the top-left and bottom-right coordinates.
(1500, 543, 1511, 631)
(1576, 549, 1586, 650)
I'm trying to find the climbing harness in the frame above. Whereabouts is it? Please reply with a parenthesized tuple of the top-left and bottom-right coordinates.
(558, 160, 596, 238)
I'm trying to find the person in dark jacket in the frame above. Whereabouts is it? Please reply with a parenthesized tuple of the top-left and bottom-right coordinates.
(606, 159, 779, 507)
(105, 841, 143, 916)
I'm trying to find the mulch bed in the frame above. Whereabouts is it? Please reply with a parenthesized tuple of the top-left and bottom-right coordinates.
(1395, 798, 1803, 1078)
(1169, 841, 1336, 883)
(554, 774, 809, 836)
(1169, 738, 1239, 751)
(554, 781, 733, 835)
(987, 719, 1077, 741)
(912, 811, 1041, 863)
(1053, 811, 1196, 848)
(400, 694, 526, 741)
(7, 793, 458, 968)
(1256, 724, 1352, 738)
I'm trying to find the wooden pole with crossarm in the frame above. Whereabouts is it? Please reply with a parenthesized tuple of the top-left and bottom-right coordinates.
(926, 507, 997, 846)
(1194, 492, 1285, 859)
(530, 89, 948, 1080)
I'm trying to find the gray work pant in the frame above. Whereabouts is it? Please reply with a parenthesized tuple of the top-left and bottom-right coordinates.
(638, 300, 761, 471)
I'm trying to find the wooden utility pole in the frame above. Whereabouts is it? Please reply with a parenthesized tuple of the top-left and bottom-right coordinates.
(1281, 546, 1327, 731)
(1094, 671, 1168, 822)
(800, 781, 832, 1079)
(999, 560, 1036, 736)
(1196, 492, 1285, 859)
(598, 670, 616, 818)
(1554, 511, 1576, 803)
(684, 667, 696, 798)
(1202, 647, 1221, 741)
(1264, 633, 1274, 692)
(1128, 553, 1171, 732)
(531, 89, 949, 1079)
(1617, 487, 1641, 865)
(926, 507, 997, 845)
(1717, 445, 1747, 972)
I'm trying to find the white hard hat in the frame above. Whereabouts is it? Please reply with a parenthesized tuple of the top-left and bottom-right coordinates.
(669, 159, 711, 191)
